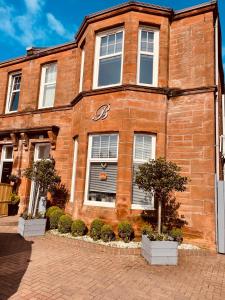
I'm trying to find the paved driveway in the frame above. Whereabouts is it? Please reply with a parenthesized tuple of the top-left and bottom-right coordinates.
(1, 216, 225, 300)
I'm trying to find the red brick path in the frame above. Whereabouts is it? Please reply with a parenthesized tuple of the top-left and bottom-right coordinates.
(0, 216, 225, 300)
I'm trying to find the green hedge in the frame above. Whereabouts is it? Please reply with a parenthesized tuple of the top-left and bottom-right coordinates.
(101, 224, 115, 242)
(90, 219, 104, 241)
(71, 219, 87, 237)
(49, 209, 64, 229)
(58, 214, 73, 233)
(46, 206, 61, 218)
(118, 221, 134, 243)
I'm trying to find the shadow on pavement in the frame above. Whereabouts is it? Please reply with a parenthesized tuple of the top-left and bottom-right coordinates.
(0, 233, 32, 300)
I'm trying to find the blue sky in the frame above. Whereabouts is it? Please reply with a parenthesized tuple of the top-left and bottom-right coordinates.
(0, 0, 224, 68)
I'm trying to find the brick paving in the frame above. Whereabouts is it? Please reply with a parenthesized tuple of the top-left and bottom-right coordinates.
(1, 216, 225, 300)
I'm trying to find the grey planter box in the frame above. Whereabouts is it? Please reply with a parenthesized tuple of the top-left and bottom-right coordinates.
(18, 217, 47, 237)
(141, 234, 178, 265)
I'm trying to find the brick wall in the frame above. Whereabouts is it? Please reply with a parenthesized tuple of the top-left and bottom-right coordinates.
(0, 3, 223, 248)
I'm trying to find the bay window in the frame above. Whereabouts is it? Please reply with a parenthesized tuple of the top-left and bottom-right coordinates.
(132, 134, 156, 209)
(6, 73, 21, 113)
(84, 134, 118, 207)
(94, 29, 124, 88)
(137, 28, 159, 86)
(39, 63, 57, 108)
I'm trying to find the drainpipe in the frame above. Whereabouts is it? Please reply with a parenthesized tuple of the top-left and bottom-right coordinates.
(214, 16, 219, 250)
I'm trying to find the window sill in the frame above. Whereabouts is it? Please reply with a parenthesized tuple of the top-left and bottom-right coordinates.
(5, 110, 18, 114)
(137, 82, 158, 88)
(131, 204, 154, 210)
(93, 83, 122, 90)
(84, 201, 115, 208)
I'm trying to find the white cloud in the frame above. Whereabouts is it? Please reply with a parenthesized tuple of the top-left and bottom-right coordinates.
(0, 3, 16, 38)
(24, 0, 43, 14)
(47, 13, 67, 36)
(0, 0, 73, 48)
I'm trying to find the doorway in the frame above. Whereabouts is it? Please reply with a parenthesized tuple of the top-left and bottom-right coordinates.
(28, 143, 51, 214)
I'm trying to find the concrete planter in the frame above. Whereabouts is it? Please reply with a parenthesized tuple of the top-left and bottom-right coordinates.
(18, 217, 47, 237)
(141, 234, 178, 265)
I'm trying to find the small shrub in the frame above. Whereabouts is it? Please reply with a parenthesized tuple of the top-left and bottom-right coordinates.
(118, 221, 134, 243)
(71, 219, 87, 237)
(46, 206, 61, 218)
(170, 228, 183, 243)
(90, 219, 104, 241)
(58, 214, 73, 233)
(141, 224, 153, 236)
(101, 224, 115, 242)
(49, 209, 64, 229)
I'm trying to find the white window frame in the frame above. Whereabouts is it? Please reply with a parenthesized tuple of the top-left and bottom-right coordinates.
(137, 27, 159, 87)
(70, 138, 78, 202)
(84, 134, 119, 208)
(0, 145, 13, 182)
(131, 134, 156, 210)
(5, 72, 21, 114)
(38, 63, 57, 109)
(93, 28, 124, 89)
(79, 49, 85, 93)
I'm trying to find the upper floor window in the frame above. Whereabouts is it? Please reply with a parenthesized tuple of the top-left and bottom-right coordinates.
(94, 29, 124, 89)
(5, 73, 21, 113)
(39, 63, 57, 109)
(137, 28, 159, 86)
(79, 49, 85, 93)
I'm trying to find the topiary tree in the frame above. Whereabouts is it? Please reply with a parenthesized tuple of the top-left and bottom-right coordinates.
(135, 157, 188, 234)
(23, 158, 61, 217)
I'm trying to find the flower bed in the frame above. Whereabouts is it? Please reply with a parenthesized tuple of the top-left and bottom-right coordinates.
(48, 229, 199, 250)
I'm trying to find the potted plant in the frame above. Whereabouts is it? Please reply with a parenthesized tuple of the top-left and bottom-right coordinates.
(8, 193, 20, 216)
(18, 158, 61, 237)
(135, 157, 188, 265)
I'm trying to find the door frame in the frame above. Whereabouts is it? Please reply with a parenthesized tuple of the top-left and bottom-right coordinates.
(28, 143, 51, 214)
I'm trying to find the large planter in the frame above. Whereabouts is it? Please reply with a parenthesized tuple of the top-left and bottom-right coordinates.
(141, 234, 178, 265)
(18, 217, 47, 237)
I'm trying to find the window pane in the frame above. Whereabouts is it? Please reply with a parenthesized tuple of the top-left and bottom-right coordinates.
(139, 54, 153, 85)
(5, 147, 13, 160)
(88, 162, 117, 202)
(100, 45, 107, 56)
(42, 84, 56, 107)
(133, 163, 153, 206)
(9, 91, 19, 111)
(38, 144, 50, 159)
(13, 75, 21, 91)
(98, 55, 121, 86)
(108, 34, 115, 45)
(45, 64, 57, 83)
(135, 134, 152, 161)
(91, 135, 118, 159)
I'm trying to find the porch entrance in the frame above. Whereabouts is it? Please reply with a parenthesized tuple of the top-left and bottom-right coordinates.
(28, 143, 51, 215)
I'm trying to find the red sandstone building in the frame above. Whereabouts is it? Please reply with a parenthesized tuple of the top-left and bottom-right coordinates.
(0, 1, 224, 248)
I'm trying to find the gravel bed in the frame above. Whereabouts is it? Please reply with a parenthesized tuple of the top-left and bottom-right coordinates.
(48, 230, 199, 250)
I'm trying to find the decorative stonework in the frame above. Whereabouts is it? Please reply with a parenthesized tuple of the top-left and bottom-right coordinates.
(92, 104, 110, 121)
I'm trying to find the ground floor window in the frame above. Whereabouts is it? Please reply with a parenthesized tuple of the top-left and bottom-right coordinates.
(0, 145, 13, 184)
(132, 134, 156, 209)
(70, 138, 78, 203)
(85, 134, 118, 206)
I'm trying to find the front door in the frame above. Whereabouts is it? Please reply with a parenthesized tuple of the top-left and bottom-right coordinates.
(28, 143, 51, 214)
